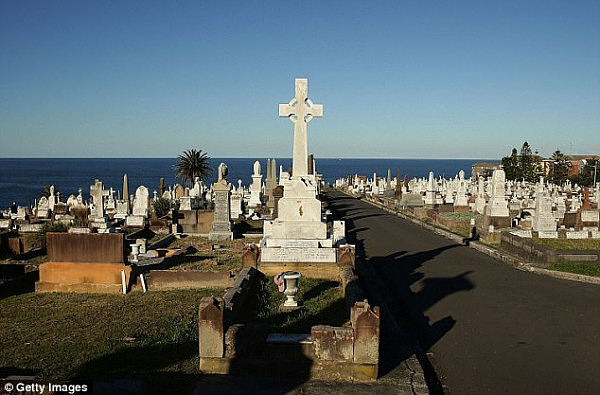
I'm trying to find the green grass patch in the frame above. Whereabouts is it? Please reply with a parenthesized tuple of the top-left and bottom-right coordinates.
(240, 277, 349, 333)
(0, 289, 221, 380)
(437, 212, 482, 221)
(532, 237, 600, 250)
(549, 263, 600, 277)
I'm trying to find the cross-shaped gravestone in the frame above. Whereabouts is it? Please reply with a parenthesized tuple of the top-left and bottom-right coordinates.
(90, 179, 109, 218)
(279, 78, 323, 178)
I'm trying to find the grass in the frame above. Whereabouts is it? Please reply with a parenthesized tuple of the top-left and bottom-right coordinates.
(531, 237, 600, 251)
(240, 277, 349, 333)
(549, 263, 600, 277)
(163, 235, 243, 272)
(0, 289, 221, 380)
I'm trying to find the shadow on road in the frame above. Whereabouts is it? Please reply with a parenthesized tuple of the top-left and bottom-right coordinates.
(323, 190, 476, 394)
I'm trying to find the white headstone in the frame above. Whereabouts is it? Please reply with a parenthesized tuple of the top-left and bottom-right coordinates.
(132, 186, 149, 217)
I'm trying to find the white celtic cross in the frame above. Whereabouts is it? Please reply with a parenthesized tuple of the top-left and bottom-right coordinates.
(278, 78, 323, 178)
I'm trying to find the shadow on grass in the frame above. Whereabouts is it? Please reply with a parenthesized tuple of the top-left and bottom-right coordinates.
(0, 270, 38, 299)
(72, 341, 197, 381)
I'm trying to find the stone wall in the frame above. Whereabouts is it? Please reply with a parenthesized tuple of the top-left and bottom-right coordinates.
(500, 232, 600, 264)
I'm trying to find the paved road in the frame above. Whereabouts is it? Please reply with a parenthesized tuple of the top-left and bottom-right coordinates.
(324, 190, 600, 395)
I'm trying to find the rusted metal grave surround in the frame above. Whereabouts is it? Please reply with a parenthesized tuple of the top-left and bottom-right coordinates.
(198, 265, 380, 381)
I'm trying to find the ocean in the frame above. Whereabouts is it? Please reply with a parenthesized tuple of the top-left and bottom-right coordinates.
(0, 158, 494, 209)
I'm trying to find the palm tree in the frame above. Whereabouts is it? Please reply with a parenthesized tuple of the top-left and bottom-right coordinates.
(174, 149, 212, 187)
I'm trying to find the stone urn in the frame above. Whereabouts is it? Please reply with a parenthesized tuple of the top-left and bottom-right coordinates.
(283, 271, 302, 307)
(130, 244, 140, 263)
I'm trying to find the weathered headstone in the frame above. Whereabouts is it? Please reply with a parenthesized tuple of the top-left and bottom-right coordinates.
(209, 163, 233, 241)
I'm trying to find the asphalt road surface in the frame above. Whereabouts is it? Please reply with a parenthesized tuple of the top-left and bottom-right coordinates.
(324, 189, 600, 395)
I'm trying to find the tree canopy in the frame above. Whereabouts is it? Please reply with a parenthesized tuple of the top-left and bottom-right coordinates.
(501, 141, 540, 182)
(173, 149, 212, 187)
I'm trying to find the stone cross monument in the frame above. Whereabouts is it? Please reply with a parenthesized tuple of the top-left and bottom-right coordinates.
(279, 78, 323, 178)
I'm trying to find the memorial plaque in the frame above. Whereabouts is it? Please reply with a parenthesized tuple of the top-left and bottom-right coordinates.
(566, 231, 589, 239)
(261, 247, 337, 263)
(537, 231, 558, 239)
(581, 210, 599, 222)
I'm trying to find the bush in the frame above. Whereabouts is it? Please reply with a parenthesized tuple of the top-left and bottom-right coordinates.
(153, 198, 176, 218)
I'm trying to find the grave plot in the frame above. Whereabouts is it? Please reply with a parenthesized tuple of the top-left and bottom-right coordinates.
(198, 266, 380, 382)
(137, 236, 244, 291)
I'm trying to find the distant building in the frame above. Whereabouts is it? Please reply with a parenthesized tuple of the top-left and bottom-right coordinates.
(540, 155, 599, 178)
(565, 155, 599, 177)
(472, 162, 501, 179)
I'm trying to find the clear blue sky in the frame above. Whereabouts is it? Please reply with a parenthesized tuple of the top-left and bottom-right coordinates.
(1, 1, 599, 159)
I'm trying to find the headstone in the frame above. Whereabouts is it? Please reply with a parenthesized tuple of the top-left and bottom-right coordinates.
(307, 153, 315, 175)
(159, 177, 165, 197)
(332, 220, 346, 245)
(0, 218, 12, 229)
(132, 186, 149, 217)
(37, 196, 50, 218)
(533, 192, 556, 231)
(174, 184, 184, 200)
(261, 78, 337, 263)
(266, 158, 278, 211)
(485, 169, 509, 217)
(395, 169, 402, 198)
(90, 179, 109, 219)
(248, 160, 263, 207)
(209, 163, 233, 241)
(424, 171, 436, 205)
(48, 185, 56, 213)
(230, 191, 242, 220)
(123, 173, 130, 210)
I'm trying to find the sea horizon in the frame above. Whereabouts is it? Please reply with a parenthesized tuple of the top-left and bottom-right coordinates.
(0, 157, 495, 209)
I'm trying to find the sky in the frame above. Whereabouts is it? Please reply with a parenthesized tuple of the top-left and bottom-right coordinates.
(1, 1, 599, 159)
